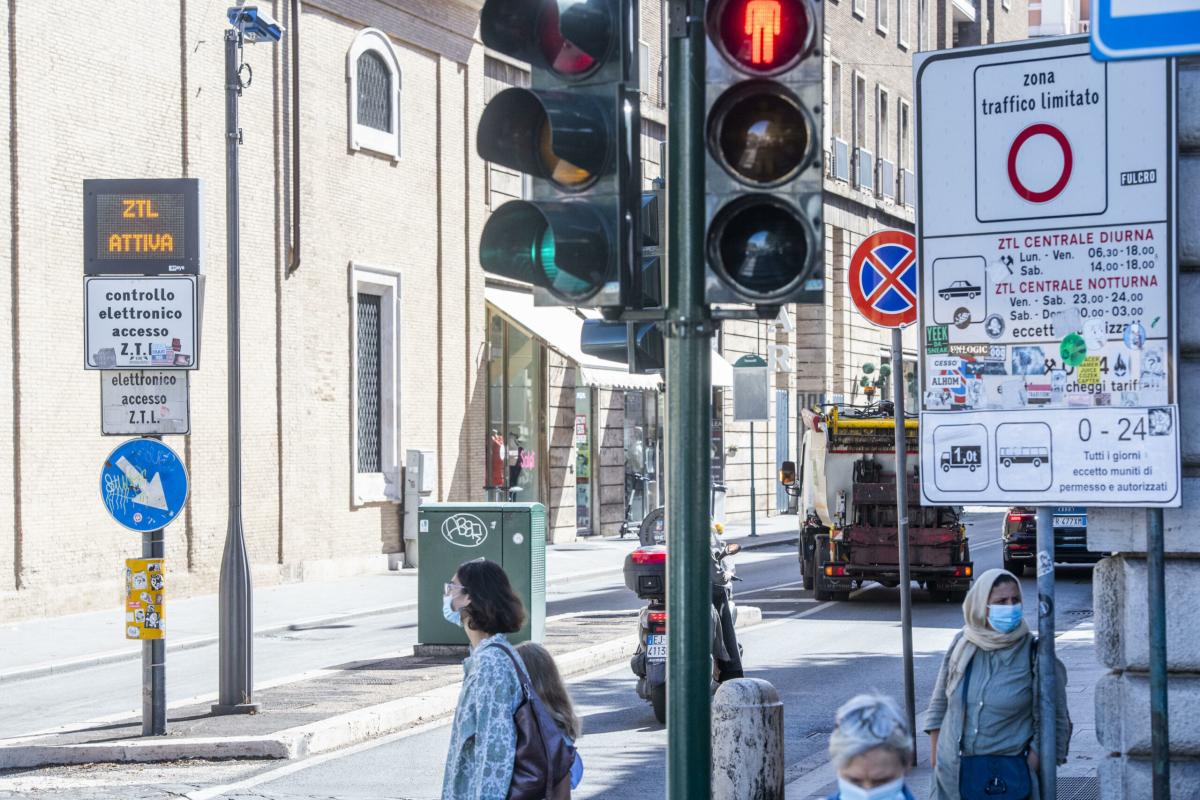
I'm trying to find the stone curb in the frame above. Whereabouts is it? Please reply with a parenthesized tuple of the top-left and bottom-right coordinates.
(0, 607, 763, 768)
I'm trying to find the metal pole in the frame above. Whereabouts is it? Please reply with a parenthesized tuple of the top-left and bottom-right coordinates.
(749, 421, 758, 536)
(142, 524, 166, 735)
(1035, 506, 1056, 799)
(666, 2, 712, 797)
(1148, 507, 1170, 799)
(214, 28, 258, 714)
(891, 330, 916, 763)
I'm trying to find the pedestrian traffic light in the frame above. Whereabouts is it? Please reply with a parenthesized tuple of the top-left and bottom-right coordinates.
(476, 0, 640, 308)
(703, 0, 824, 307)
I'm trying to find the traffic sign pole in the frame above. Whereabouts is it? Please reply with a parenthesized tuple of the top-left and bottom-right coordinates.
(891, 328, 917, 764)
(1035, 507, 1057, 799)
(142, 515, 166, 736)
(666, 3, 713, 797)
(848, 229, 920, 766)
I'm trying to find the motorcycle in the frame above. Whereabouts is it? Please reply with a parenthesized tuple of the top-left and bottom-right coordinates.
(623, 508, 743, 724)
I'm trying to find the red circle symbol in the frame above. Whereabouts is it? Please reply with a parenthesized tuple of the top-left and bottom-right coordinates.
(1007, 123, 1073, 204)
(849, 230, 918, 329)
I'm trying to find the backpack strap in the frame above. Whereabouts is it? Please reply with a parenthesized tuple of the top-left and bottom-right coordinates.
(488, 641, 533, 699)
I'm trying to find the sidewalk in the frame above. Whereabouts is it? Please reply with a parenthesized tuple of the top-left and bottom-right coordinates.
(0, 515, 797, 682)
(784, 619, 1106, 799)
(0, 606, 766, 768)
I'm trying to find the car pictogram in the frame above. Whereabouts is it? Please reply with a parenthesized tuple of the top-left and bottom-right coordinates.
(938, 280, 981, 301)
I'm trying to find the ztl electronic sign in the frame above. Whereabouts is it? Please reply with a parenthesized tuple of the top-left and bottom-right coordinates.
(84, 179, 202, 276)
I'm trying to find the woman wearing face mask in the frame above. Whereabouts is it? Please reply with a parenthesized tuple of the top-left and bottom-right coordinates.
(826, 693, 917, 800)
(441, 559, 528, 800)
(924, 568, 1071, 800)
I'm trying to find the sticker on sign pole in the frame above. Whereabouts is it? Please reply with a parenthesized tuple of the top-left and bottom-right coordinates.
(849, 230, 918, 329)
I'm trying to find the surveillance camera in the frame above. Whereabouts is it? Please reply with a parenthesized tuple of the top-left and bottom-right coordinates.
(227, 6, 284, 43)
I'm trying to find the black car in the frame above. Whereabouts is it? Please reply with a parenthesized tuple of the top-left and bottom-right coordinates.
(1001, 506, 1100, 574)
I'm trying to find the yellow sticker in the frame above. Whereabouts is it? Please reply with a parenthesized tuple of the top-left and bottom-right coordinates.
(124, 558, 165, 640)
(1077, 356, 1101, 386)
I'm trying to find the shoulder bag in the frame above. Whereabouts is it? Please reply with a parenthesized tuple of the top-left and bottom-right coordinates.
(489, 643, 576, 800)
(957, 646, 1033, 800)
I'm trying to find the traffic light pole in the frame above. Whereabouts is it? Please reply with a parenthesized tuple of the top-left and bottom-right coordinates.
(666, 4, 713, 799)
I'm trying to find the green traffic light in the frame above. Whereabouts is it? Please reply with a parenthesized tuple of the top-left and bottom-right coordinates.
(534, 224, 591, 299)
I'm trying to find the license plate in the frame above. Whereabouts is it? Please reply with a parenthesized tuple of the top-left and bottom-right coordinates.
(647, 634, 667, 660)
(1054, 516, 1085, 528)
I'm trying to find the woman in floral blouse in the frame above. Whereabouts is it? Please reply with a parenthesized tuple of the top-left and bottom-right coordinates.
(441, 559, 528, 800)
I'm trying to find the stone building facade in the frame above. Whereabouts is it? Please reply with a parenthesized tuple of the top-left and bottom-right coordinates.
(0, 0, 489, 619)
(1086, 60, 1200, 798)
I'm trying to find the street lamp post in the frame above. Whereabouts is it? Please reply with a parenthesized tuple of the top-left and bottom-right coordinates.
(214, 7, 283, 714)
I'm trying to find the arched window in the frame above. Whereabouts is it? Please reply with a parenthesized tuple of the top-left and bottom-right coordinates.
(348, 29, 401, 160)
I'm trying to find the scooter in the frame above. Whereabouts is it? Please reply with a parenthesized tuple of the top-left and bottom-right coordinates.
(623, 511, 742, 724)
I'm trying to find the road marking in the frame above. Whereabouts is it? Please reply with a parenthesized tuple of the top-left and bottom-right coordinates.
(972, 537, 1003, 549)
(738, 579, 805, 596)
(184, 659, 632, 800)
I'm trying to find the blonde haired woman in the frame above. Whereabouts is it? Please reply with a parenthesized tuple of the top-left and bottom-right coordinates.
(924, 568, 1071, 799)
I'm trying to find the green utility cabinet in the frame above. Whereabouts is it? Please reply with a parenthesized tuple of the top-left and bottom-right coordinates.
(417, 502, 546, 647)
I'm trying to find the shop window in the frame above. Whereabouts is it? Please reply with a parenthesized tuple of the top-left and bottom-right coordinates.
(348, 29, 401, 161)
(485, 312, 544, 504)
(352, 264, 401, 504)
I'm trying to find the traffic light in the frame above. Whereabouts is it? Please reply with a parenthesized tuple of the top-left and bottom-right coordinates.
(703, 0, 824, 307)
(580, 188, 666, 373)
(476, 0, 641, 307)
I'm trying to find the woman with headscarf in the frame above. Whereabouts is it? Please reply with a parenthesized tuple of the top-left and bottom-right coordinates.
(923, 568, 1071, 800)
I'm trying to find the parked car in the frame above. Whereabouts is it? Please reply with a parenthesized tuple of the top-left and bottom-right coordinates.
(1001, 506, 1100, 574)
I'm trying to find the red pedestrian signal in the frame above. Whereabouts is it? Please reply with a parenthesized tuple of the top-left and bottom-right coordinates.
(715, 0, 812, 75)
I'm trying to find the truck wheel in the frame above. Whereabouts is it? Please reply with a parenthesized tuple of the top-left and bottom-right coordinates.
(942, 463, 951, 472)
(928, 587, 949, 602)
(651, 684, 667, 724)
(948, 589, 968, 603)
(1004, 558, 1025, 576)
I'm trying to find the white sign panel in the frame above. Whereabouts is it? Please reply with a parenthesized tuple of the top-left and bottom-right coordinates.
(85, 276, 199, 370)
(915, 37, 1178, 507)
(100, 370, 190, 435)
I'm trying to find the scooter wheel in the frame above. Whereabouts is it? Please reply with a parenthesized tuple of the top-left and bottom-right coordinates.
(651, 684, 667, 724)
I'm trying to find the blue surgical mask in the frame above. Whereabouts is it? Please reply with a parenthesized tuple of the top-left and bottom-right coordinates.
(988, 603, 1023, 633)
(443, 594, 463, 627)
(836, 776, 906, 800)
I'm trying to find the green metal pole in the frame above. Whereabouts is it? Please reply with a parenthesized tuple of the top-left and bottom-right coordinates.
(1148, 507, 1170, 799)
(666, 2, 712, 798)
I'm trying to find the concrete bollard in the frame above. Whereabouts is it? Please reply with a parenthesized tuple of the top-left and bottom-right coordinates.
(712, 678, 785, 800)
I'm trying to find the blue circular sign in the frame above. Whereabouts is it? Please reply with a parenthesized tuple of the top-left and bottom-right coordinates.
(99, 439, 189, 532)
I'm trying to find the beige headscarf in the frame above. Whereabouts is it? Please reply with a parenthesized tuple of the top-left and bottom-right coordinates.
(944, 568, 1030, 697)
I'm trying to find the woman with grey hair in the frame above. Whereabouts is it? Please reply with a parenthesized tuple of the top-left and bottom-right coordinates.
(826, 693, 917, 800)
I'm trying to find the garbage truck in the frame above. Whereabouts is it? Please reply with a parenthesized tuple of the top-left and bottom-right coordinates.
(780, 405, 973, 602)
